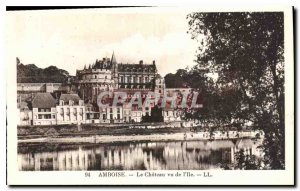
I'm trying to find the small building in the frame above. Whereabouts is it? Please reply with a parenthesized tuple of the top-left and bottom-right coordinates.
(123, 105, 132, 123)
(105, 105, 123, 123)
(17, 101, 32, 126)
(32, 93, 57, 125)
(85, 103, 100, 124)
(56, 94, 85, 125)
(131, 106, 143, 123)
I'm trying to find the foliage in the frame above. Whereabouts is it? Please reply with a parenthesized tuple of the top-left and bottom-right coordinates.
(234, 149, 262, 170)
(17, 57, 70, 83)
(164, 69, 189, 88)
(142, 105, 164, 123)
(187, 12, 285, 169)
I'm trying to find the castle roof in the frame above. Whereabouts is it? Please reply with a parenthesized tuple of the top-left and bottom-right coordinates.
(117, 63, 156, 73)
(32, 93, 56, 108)
(92, 59, 112, 70)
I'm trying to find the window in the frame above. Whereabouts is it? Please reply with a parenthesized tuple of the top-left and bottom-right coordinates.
(139, 77, 142, 83)
(110, 108, 113, 113)
(117, 114, 120, 120)
(44, 114, 51, 119)
(105, 76, 107, 80)
(103, 114, 106, 120)
(38, 114, 42, 119)
(145, 77, 149, 83)
(110, 114, 113, 119)
(127, 76, 131, 83)
(95, 75, 97, 79)
(120, 76, 124, 83)
(52, 115, 55, 119)
(39, 108, 50, 112)
(117, 108, 120, 113)
(133, 76, 137, 83)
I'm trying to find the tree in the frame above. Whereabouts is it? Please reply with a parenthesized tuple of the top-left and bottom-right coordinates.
(17, 58, 71, 83)
(141, 106, 163, 123)
(234, 149, 261, 170)
(187, 12, 284, 169)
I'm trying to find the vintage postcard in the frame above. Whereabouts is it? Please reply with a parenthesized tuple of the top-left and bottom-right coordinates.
(6, 7, 294, 185)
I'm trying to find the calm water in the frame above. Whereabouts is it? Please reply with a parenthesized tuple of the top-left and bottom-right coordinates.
(18, 139, 263, 171)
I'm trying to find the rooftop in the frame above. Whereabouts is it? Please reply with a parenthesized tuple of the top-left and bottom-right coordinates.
(32, 93, 56, 108)
(117, 62, 157, 73)
(59, 94, 81, 104)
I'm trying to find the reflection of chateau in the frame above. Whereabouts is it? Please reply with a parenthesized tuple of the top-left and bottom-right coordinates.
(17, 52, 197, 126)
(18, 139, 263, 171)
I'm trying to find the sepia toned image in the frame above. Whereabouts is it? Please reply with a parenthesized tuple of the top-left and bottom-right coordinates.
(6, 7, 294, 185)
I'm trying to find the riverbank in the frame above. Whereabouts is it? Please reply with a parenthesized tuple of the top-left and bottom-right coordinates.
(18, 129, 264, 143)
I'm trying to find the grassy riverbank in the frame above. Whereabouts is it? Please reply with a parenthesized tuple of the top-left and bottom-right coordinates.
(18, 124, 191, 140)
(18, 124, 263, 144)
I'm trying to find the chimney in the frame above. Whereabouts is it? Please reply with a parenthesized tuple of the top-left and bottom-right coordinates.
(153, 60, 155, 65)
(139, 60, 143, 65)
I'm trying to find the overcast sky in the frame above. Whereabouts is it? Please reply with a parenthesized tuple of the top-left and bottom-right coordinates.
(7, 8, 201, 76)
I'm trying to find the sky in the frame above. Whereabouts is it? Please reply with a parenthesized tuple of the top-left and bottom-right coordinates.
(6, 8, 201, 76)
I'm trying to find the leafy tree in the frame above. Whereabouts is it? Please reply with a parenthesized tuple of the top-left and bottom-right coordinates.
(187, 12, 284, 169)
(164, 69, 189, 88)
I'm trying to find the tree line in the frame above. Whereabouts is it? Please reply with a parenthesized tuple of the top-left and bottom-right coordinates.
(170, 12, 285, 169)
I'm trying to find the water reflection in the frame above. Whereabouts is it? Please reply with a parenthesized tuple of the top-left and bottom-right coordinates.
(18, 139, 263, 171)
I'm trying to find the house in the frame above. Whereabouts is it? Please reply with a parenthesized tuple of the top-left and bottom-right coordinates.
(32, 93, 57, 125)
(85, 103, 101, 124)
(56, 94, 85, 124)
(105, 105, 123, 123)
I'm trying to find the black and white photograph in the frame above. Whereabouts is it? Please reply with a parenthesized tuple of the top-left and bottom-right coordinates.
(6, 6, 294, 185)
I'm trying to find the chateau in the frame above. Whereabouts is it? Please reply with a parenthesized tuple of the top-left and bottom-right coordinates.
(17, 53, 196, 126)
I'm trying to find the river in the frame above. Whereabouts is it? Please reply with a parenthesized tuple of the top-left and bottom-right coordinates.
(18, 139, 263, 171)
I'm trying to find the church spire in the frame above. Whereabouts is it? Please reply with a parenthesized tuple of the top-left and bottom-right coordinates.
(111, 51, 117, 65)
